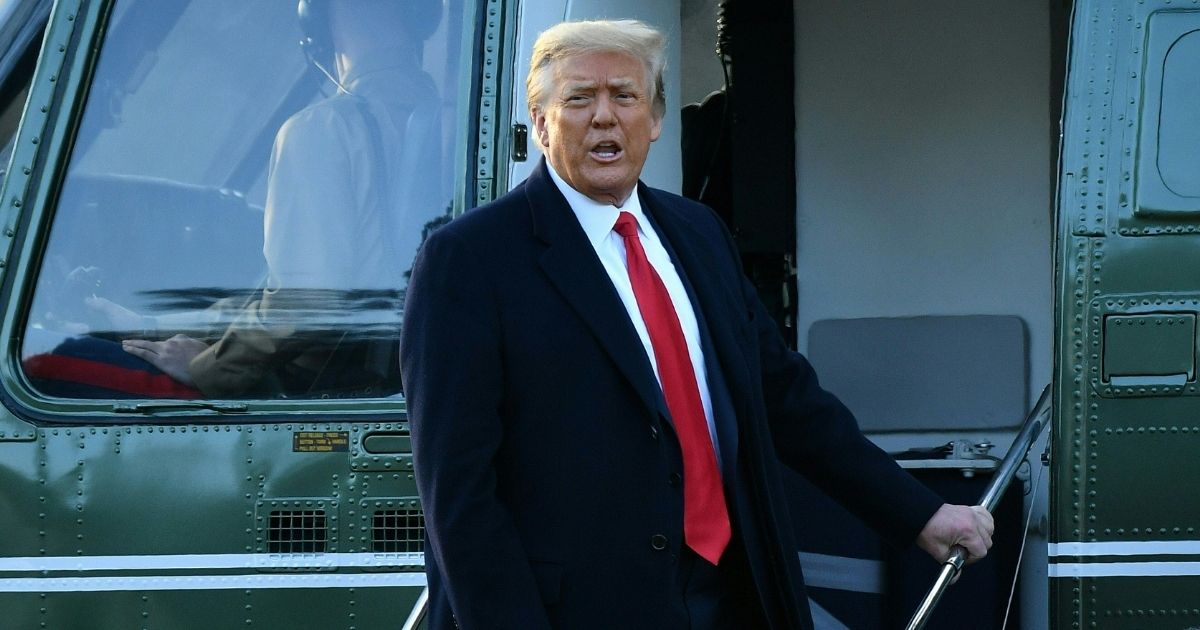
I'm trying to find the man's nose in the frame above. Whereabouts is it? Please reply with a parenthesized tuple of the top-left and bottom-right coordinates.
(591, 96, 616, 126)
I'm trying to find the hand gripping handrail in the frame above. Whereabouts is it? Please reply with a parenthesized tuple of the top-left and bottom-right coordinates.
(904, 383, 1052, 630)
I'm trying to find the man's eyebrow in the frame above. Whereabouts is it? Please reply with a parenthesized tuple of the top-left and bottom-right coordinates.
(560, 80, 597, 92)
(608, 77, 640, 91)
(559, 77, 642, 93)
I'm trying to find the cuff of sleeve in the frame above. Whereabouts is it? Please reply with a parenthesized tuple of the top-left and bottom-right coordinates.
(889, 480, 947, 550)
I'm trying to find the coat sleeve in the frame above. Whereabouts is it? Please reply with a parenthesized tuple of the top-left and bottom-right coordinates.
(717, 226, 944, 549)
(400, 227, 553, 630)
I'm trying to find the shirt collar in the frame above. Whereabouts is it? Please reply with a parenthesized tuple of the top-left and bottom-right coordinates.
(546, 161, 649, 249)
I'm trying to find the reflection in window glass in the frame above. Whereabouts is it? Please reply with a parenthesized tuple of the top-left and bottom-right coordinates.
(21, 0, 467, 400)
(0, 6, 45, 178)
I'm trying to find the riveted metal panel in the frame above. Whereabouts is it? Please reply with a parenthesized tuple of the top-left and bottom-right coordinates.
(0, 0, 491, 627)
(1055, 2, 1200, 627)
(1061, 0, 1123, 237)
(1072, 577, 1200, 628)
(1115, 8, 1200, 235)
(349, 422, 415, 473)
(0, 0, 83, 285)
(1087, 297, 1200, 397)
(254, 498, 338, 557)
(472, 0, 518, 207)
(0, 421, 423, 626)
(0, 588, 428, 630)
(0, 586, 428, 629)
(358, 496, 425, 560)
(0, 0, 83, 442)
(1102, 313, 1195, 382)
(0, 407, 35, 441)
(1087, 416, 1200, 537)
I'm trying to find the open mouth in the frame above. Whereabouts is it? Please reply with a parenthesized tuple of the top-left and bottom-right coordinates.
(590, 141, 623, 162)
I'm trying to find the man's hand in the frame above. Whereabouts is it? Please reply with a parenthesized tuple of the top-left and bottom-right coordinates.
(122, 334, 209, 386)
(916, 503, 994, 565)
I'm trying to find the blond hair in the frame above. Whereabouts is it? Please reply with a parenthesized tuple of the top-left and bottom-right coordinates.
(527, 20, 667, 119)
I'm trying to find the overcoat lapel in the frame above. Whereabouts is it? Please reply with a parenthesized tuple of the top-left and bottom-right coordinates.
(640, 188, 808, 621)
(526, 161, 669, 421)
(638, 184, 756, 444)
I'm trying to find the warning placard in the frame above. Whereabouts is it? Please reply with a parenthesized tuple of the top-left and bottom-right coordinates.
(293, 431, 350, 452)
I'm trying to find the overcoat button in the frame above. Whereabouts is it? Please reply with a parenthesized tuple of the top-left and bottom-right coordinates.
(668, 472, 682, 487)
(650, 534, 669, 550)
(649, 425, 659, 440)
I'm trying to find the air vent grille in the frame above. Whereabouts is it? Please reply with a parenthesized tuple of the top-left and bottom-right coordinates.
(268, 510, 328, 553)
(372, 509, 424, 553)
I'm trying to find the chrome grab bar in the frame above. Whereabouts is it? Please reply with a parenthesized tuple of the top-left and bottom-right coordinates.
(401, 586, 429, 630)
(904, 383, 1052, 630)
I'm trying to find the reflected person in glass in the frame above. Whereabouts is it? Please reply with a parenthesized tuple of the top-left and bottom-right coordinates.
(111, 0, 444, 397)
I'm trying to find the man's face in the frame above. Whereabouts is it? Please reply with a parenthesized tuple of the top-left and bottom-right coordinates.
(532, 50, 663, 206)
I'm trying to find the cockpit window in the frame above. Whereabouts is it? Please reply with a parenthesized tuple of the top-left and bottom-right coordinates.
(20, 0, 467, 401)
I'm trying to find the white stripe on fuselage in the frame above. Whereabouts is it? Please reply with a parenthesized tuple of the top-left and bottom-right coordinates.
(0, 552, 425, 572)
(0, 572, 427, 592)
(1047, 541, 1200, 578)
(1048, 541, 1200, 557)
(0, 553, 427, 592)
(1048, 562, 1200, 578)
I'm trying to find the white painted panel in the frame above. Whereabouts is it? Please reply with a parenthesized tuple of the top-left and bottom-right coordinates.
(793, 0, 1052, 409)
(793, 3, 1053, 628)
(507, 0, 682, 194)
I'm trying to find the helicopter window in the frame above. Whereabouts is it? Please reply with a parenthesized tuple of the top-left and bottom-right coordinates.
(19, 0, 467, 402)
(1131, 11, 1200, 217)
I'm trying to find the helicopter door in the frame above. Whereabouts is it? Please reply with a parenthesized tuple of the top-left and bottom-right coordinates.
(1051, 1, 1200, 625)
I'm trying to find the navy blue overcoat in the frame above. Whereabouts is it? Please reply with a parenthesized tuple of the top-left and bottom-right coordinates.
(400, 160, 942, 629)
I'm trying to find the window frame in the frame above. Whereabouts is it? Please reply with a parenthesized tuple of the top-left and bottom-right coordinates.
(0, 0, 498, 423)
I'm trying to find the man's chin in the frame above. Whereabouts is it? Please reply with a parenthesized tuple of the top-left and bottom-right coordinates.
(582, 182, 636, 206)
(578, 170, 637, 198)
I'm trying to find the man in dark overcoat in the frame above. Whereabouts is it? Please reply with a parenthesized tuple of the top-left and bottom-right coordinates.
(401, 19, 993, 630)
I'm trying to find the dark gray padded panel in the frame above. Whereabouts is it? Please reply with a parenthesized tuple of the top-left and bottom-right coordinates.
(806, 316, 1027, 432)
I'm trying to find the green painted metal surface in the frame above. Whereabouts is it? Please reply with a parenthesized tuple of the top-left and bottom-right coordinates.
(0, 0, 511, 626)
(1052, 0, 1200, 626)
(1102, 314, 1195, 381)
(0, 0, 85, 441)
(471, 0, 519, 207)
(0, 588, 425, 629)
(0, 422, 427, 628)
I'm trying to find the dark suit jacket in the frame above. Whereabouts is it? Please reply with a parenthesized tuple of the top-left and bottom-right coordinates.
(400, 160, 943, 629)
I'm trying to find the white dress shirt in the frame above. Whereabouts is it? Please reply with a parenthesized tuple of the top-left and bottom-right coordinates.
(546, 164, 721, 461)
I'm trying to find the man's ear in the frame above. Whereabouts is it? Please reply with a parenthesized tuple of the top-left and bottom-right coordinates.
(649, 112, 663, 143)
(531, 107, 550, 147)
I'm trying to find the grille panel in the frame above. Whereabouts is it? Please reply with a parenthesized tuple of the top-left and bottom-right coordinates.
(268, 510, 328, 553)
(372, 509, 424, 553)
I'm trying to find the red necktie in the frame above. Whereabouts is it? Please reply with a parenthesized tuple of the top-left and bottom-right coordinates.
(613, 211, 731, 565)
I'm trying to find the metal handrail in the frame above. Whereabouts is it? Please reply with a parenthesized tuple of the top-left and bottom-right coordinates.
(904, 383, 1053, 630)
(401, 586, 429, 630)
